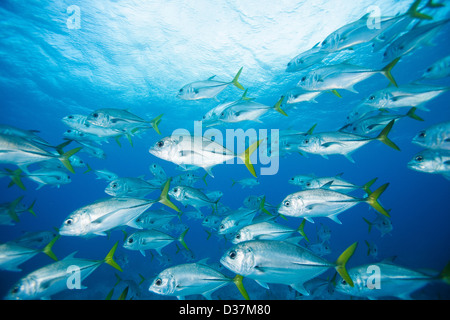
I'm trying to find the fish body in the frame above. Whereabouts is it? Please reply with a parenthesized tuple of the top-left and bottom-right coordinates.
(169, 185, 216, 211)
(421, 54, 450, 79)
(177, 68, 244, 100)
(278, 183, 390, 223)
(149, 134, 261, 178)
(59, 197, 159, 237)
(383, 19, 450, 62)
(232, 221, 303, 244)
(335, 262, 446, 300)
(362, 84, 449, 111)
(105, 177, 160, 198)
(407, 149, 450, 179)
(412, 121, 450, 150)
(149, 262, 242, 300)
(220, 240, 357, 295)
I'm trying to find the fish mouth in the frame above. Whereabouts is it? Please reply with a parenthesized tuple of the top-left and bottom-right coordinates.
(219, 256, 233, 272)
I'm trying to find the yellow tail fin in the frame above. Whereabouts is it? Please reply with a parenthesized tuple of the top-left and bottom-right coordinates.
(237, 139, 263, 178)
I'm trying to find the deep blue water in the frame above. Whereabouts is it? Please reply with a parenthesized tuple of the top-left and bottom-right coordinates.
(0, 0, 449, 300)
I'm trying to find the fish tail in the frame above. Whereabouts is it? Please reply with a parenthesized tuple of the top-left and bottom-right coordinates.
(54, 140, 72, 155)
(5, 168, 26, 190)
(362, 177, 378, 194)
(150, 113, 164, 135)
(237, 139, 263, 178)
(157, 178, 181, 212)
(105, 288, 115, 300)
(330, 89, 342, 98)
(231, 67, 245, 90)
(8, 195, 24, 223)
(259, 195, 272, 216)
(365, 183, 391, 217)
(27, 199, 37, 217)
(381, 57, 400, 87)
(362, 217, 373, 233)
(335, 242, 358, 287)
(58, 147, 82, 174)
(364, 240, 371, 256)
(103, 241, 123, 272)
(405, 107, 424, 121)
(231, 179, 236, 187)
(375, 120, 401, 151)
(202, 173, 208, 185)
(273, 96, 288, 116)
(439, 262, 450, 285)
(118, 286, 129, 300)
(408, 0, 433, 19)
(178, 228, 190, 251)
(42, 235, 60, 261)
(297, 218, 309, 242)
(84, 163, 93, 174)
(232, 274, 250, 300)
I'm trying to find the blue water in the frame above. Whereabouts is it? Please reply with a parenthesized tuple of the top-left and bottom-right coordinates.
(1, 0, 449, 300)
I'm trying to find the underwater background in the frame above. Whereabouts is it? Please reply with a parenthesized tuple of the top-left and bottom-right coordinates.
(0, 0, 449, 300)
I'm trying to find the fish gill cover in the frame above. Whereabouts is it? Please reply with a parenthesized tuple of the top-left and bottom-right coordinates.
(0, 0, 449, 300)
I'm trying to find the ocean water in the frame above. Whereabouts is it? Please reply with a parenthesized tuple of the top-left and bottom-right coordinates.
(0, 0, 449, 301)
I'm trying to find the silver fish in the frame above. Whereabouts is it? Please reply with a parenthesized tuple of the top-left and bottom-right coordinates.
(169, 185, 217, 211)
(0, 133, 80, 173)
(220, 240, 357, 295)
(278, 183, 390, 223)
(421, 54, 450, 79)
(86, 109, 163, 135)
(297, 59, 399, 93)
(232, 220, 307, 244)
(4, 242, 122, 300)
(362, 83, 450, 111)
(412, 121, 450, 150)
(105, 177, 161, 198)
(340, 108, 423, 136)
(286, 42, 328, 72)
(149, 134, 261, 177)
(217, 96, 287, 123)
(335, 261, 450, 300)
(59, 180, 179, 237)
(362, 213, 393, 237)
(149, 261, 248, 300)
(231, 177, 259, 188)
(123, 229, 189, 256)
(177, 67, 244, 100)
(149, 163, 167, 182)
(383, 18, 450, 62)
(296, 120, 400, 163)
(407, 148, 450, 180)
(0, 236, 58, 272)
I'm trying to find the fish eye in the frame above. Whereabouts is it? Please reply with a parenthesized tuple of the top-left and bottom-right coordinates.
(128, 238, 134, 244)
(369, 95, 375, 101)
(306, 182, 311, 186)
(304, 139, 309, 144)
(112, 183, 117, 188)
(173, 188, 178, 193)
(220, 224, 224, 230)
(383, 52, 387, 57)
(65, 219, 73, 225)
(287, 62, 291, 66)
(284, 200, 290, 207)
(418, 131, 426, 138)
(68, 115, 74, 119)
(322, 40, 327, 45)
(235, 234, 240, 239)
(93, 113, 98, 118)
(415, 155, 424, 162)
(155, 278, 162, 286)
(67, 129, 72, 133)
(352, 127, 356, 131)
(228, 250, 237, 259)
(301, 76, 306, 82)
(290, 177, 294, 181)
(341, 279, 347, 285)
(11, 287, 19, 294)
(426, 67, 432, 72)
(157, 141, 164, 148)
